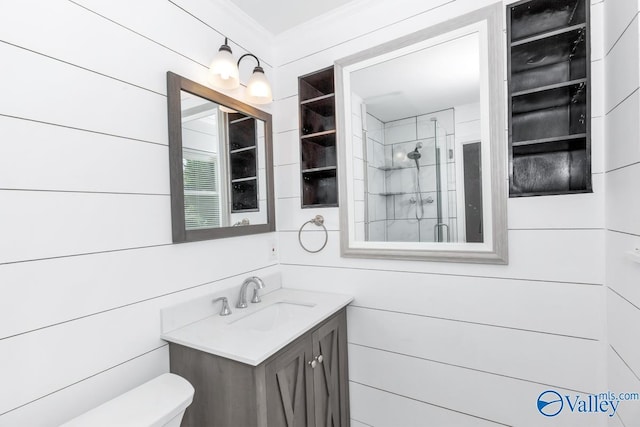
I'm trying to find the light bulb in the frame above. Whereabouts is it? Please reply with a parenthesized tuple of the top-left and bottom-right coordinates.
(209, 44, 239, 89)
(245, 67, 273, 104)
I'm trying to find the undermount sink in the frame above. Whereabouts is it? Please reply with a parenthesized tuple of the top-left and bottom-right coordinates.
(230, 301, 316, 332)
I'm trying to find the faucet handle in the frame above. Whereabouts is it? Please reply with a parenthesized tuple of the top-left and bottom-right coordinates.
(251, 287, 261, 304)
(212, 297, 232, 316)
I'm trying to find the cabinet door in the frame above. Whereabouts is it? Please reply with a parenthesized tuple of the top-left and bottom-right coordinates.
(265, 335, 314, 427)
(311, 311, 349, 427)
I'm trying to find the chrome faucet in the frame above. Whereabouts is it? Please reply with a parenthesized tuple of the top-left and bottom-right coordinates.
(236, 276, 265, 308)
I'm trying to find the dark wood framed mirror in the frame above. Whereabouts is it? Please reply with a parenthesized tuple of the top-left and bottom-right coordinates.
(167, 71, 275, 243)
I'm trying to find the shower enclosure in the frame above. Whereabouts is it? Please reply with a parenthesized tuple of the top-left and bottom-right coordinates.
(360, 109, 460, 243)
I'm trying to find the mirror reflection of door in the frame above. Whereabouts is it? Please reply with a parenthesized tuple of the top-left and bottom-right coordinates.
(463, 142, 483, 243)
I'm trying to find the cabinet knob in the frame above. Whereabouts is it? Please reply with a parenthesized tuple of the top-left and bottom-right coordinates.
(316, 354, 323, 364)
(308, 359, 317, 368)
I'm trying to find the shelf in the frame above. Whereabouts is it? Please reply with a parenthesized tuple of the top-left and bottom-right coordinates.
(512, 133, 586, 147)
(512, 80, 586, 113)
(299, 67, 335, 102)
(302, 166, 337, 175)
(301, 129, 336, 145)
(512, 82, 586, 142)
(512, 78, 586, 98)
(301, 140, 336, 170)
(301, 95, 335, 117)
(512, 134, 586, 155)
(231, 179, 258, 211)
(299, 67, 338, 207)
(229, 117, 256, 150)
(302, 167, 338, 207)
(230, 146, 256, 154)
(231, 176, 258, 183)
(301, 93, 335, 106)
(511, 23, 586, 47)
(230, 149, 257, 180)
(508, 0, 590, 197)
(510, 0, 586, 42)
(510, 27, 587, 93)
(229, 115, 253, 124)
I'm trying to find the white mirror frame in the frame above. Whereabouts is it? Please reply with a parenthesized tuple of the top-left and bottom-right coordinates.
(336, 3, 508, 264)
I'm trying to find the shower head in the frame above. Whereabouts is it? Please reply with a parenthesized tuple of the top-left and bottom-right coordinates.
(407, 149, 421, 160)
(406, 142, 423, 160)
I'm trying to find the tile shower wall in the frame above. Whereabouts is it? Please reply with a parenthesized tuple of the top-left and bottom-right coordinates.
(603, 0, 640, 425)
(0, 0, 278, 425)
(383, 110, 454, 242)
(274, 0, 606, 426)
(366, 113, 388, 241)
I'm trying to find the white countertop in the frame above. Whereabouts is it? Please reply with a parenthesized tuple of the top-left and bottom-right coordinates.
(161, 288, 353, 366)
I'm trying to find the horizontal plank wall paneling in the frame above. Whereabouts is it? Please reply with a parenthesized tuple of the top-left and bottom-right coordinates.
(605, 2, 640, 424)
(350, 382, 501, 427)
(0, 191, 171, 264)
(348, 344, 592, 427)
(0, 0, 278, 424)
(0, 42, 167, 144)
(0, 116, 170, 195)
(276, 0, 607, 425)
(0, 347, 169, 427)
(281, 229, 606, 285)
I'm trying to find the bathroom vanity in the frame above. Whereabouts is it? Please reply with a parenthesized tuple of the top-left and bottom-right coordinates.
(162, 289, 352, 427)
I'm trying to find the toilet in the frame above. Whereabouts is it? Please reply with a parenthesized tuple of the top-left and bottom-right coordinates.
(60, 373, 194, 427)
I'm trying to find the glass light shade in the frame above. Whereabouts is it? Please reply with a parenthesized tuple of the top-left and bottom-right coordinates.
(245, 67, 273, 104)
(209, 46, 240, 89)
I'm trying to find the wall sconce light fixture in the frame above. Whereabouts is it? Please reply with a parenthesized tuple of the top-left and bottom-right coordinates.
(209, 38, 273, 104)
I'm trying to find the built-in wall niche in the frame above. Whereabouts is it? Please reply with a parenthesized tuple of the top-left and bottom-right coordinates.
(299, 66, 338, 208)
(507, 0, 591, 196)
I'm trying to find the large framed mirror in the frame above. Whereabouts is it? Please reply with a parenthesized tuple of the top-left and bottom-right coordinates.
(167, 72, 275, 242)
(336, 4, 508, 263)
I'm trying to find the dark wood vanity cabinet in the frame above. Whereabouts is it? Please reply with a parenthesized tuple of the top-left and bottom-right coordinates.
(507, 0, 591, 196)
(169, 309, 350, 427)
(299, 67, 339, 207)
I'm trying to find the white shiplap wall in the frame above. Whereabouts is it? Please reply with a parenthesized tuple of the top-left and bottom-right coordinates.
(0, 0, 279, 425)
(274, 0, 607, 426)
(603, 0, 640, 426)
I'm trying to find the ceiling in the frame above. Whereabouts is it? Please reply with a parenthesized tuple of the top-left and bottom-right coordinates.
(351, 32, 480, 123)
(228, 0, 358, 35)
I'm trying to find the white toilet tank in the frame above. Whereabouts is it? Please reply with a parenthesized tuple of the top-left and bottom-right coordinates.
(60, 373, 194, 427)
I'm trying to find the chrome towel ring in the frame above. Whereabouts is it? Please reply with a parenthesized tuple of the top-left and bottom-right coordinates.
(298, 215, 328, 253)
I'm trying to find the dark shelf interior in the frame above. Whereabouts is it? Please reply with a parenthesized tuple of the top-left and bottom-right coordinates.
(302, 168, 338, 207)
(512, 81, 586, 143)
(301, 134, 337, 170)
(511, 147, 588, 195)
(229, 116, 256, 150)
(508, 0, 590, 197)
(299, 67, 338, 207)
(299, 67, 335, 102)
(301, 97, 336, 136)
(510, 26, 586, 93)
(230, 148, 257, 180)
(228, 113, 258, 210)
(231, 179, 258, 211)
(510, 0, 586, 42)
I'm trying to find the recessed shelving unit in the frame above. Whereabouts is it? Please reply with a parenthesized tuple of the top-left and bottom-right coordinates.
(299, 66, 338, 207)
(228, 113, 259, 211)
(507, 0, 591, 196)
